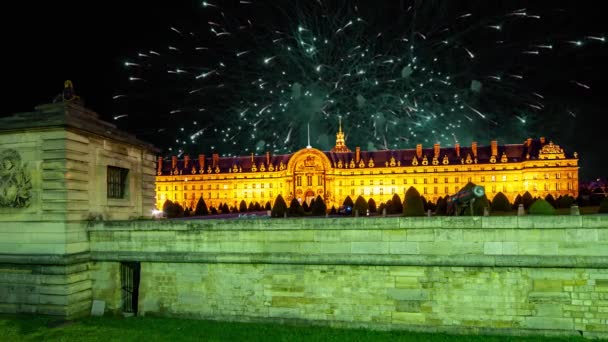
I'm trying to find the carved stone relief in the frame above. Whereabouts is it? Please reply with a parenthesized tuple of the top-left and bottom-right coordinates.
(0, 149, 32, 208)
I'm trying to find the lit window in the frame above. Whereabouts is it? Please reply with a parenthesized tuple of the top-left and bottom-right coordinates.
(502, 175, 507, 181)
(351, 180, 354, 186)
(424, 179, 428, 184)
(360, 180, 364, 185)
(481, 176, 485, 182)
(392, 188, 396, 194)
(424, 187, 427, 194)
(380, 188, 384, 195)
(433, 178, 438, 183)
(307, 175, 312, 186)
(491, 176, 496, 182)
(297, 176, 302, 186)
(392, 179, 395, 185)
(434, 187, 438, 194)
(370, 180, 374, 185)
(444, 177, 448, 183)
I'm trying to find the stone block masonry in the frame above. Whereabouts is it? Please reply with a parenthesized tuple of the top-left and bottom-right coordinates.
(0, 101, 158, 319)
(89, 216, 608, 338)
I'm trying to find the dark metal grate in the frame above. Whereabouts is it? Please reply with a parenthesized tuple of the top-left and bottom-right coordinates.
(108, 166, 129, 199)
(120, 262, 140, 314)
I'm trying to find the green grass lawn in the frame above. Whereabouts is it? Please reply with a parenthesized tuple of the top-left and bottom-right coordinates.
(0, 314, 594, 342)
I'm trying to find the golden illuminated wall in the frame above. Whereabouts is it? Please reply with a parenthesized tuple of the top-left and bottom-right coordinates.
(155, 146, 578, 211)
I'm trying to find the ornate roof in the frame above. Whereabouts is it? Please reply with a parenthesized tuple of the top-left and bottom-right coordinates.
(158, 138, 575, 176)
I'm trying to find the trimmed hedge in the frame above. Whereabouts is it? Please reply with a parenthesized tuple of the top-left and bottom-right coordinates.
(529, 199, 556, 215)
(354, 195, 368, 216)
(491, 192, 511, 212)
(271, 194, 287, 217)
(599, 197, 608, 214)
(311, 195, 327, 216)
(403, 187, 425, 216)
(194, 196, 209, 216)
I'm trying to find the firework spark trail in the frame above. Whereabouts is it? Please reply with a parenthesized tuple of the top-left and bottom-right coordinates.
(115, 1, 602, 157)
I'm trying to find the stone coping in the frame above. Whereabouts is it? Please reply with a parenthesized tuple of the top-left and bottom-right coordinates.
(91, 215, 608, 231)
(0, 252, 90, 265)
(90, 251, 608, 268)
(0, 102, 159, 152)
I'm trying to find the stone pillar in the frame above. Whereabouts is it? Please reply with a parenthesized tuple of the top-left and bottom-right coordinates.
(517, 204, 525, 216)
(570, 204, 580, 216)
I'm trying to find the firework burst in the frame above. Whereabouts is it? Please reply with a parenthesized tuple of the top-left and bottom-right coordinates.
(114, 0, 603, 156)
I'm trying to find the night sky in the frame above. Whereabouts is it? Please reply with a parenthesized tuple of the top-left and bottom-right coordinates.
(2, 0, 607, 180)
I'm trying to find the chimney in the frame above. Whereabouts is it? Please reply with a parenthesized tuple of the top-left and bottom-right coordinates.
(198, 154, 205, 170)
(266, 151, 270, 166)
(355, 147, 361, 163)
(212, 153, 219, 168)
(416, 144, 422, 159)
(455, 143, 461, 157)
(433, 143, 440, 158)
(184, 155, 190, 169)
(157, 156, 163, 171)
(471, 141, 478, 158)
(171, 156, 177, 170)
(491, 140, 498, 157)
(540, 136, 546, 144)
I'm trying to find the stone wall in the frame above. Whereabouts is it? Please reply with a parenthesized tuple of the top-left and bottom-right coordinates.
(89, 216, 608, 338)
(0, 254, 91, 317)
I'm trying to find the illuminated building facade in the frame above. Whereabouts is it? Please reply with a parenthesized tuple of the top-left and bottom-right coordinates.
(155, 124, 579, 210)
